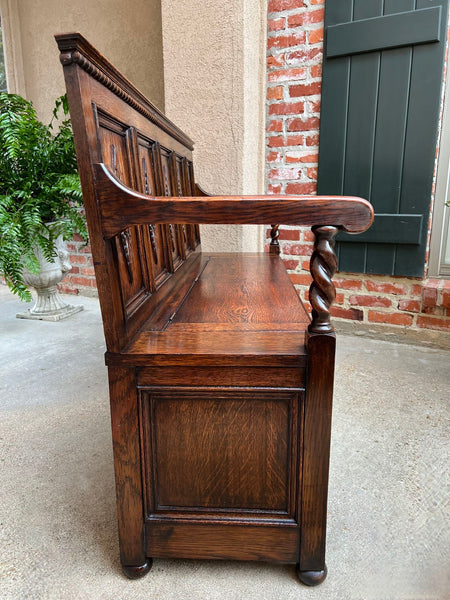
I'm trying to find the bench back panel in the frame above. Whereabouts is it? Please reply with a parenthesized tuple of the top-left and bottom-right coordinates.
(56, 34, 201, 350)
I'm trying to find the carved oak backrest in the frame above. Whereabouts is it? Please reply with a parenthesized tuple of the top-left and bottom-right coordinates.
(56, 33, 201, 351)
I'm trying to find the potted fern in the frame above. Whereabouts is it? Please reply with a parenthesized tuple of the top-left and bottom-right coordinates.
(0, 92, 87, 319)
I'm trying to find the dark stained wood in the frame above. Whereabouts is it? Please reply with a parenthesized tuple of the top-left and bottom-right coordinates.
(144, 389, 296, 511)
(298, 332, 336, 577)
(56, 32, 373, 585)
(146, 521, 299, 562)
(171, 254, 309, 325)
(115, 331, 308, 367)
(108, 367, 146, 568)
(57, 34, 201, 353)
(122, 561, 153, 580)
(296, 564, 328, 586)
(308, 226, 338, 334)
(136, 366, 305, 387)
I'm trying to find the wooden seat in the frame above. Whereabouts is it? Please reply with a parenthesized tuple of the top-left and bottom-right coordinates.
(56, 33, 373, 586)
(113, 253, 310, 367)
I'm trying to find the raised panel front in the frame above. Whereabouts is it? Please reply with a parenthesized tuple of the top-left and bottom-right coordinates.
(140, 388, 301, 518)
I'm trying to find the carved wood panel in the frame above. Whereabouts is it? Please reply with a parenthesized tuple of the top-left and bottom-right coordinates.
(173, 155, 194, 255)
(96, 111, 150, 316)
(158, 148, 183, 271)
(136, 136, 171, 288)
(174, 156, 188, 256)
(93, 106, 201, 323)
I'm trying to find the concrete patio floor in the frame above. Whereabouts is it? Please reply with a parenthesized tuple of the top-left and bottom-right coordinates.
(0, 285, 449, 600)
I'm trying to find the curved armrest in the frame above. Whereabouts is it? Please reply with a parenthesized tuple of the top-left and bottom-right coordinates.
(94, 163, 373, 239)
(94, 163, 374, 335)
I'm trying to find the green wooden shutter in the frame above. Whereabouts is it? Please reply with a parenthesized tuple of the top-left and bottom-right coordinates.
(317, 0, 448, 277)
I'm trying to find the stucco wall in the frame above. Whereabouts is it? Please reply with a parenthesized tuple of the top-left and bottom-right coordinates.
(161, 0, 267, 252)
(2, 0, 164, 121)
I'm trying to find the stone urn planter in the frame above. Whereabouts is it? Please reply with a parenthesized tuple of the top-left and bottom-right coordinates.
(16, 233, 83, 321)
(0, 92, 87, 311)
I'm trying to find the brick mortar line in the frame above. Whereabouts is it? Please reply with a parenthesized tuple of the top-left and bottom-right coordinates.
(267, 7, 324, 19)
(267, 25, 324, 39)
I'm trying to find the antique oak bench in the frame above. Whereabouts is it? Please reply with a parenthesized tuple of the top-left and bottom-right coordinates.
(56, 33, 373, 586)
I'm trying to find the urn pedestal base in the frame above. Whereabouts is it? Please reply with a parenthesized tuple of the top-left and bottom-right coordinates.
(16, 285, 83, 321)
(16, 233, 84, 321)
(17, 305, 83, 321)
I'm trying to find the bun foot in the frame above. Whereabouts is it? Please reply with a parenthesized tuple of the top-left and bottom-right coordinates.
(122, 559, 153, 579)
(296, 564, 327, 586)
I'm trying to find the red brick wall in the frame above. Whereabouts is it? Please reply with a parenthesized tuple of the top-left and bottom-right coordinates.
(58, 234, 97, 297)
(266, 0, 450, 333)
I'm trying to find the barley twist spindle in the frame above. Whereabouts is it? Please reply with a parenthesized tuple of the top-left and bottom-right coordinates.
(308, 225, 338, 334)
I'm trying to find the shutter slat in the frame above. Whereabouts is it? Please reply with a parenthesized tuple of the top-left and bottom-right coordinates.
(327, 6, 441, 58)
(318, 58, 350, 194)
(337, 214, 423, 244)
(394, 0, 448, 276)
(317, 0, 352, 194)
(337, 0, 382, 274)
(365, 0, 414, 275)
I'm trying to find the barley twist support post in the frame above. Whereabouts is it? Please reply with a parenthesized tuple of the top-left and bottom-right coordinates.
(308, 225, 338, 334)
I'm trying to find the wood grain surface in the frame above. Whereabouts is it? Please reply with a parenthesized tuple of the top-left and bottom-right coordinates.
(148, 391, 293, 511)
(145, 521, 299, 562)
(171, 254, 308, 325)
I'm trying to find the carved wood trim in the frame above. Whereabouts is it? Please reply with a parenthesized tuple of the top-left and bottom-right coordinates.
(181, 158, 197, 250)
(140, 155, 159, 265)
(168, 225, 176, 253)
(56, 33, 194, 150)
(308, 226, 338, 334)
(119, 229, 134, 284)
(141, 156, 150, 194)
(148, 225, 158, 265)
